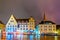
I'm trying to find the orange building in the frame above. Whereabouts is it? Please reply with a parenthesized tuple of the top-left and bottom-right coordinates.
(1, 29, 6, 40)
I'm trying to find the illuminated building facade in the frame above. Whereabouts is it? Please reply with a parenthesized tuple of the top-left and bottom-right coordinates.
(5, 15, 17, 40)
(39, 13, 56, 34)
(2, 14, 35, 40)
(16, 16, 35, 33)
(34, 25, 40, 38)
(0, 21, 5, 40)
(1, 14, 57, 40)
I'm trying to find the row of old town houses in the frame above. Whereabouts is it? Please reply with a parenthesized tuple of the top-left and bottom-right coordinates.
(0, 13, 60, 40)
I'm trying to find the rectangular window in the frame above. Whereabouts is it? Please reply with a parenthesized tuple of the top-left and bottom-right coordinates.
(20, 28, 22, 30)
(44, 29, 47, 30)
(10, 20, 14, 22)
(22, 25, 23, 27)
(45, 26, 47, 27)
(41, 29, 42, 31)
(23, 28, 25, 30)
(41, 26, 42, 27)
(49, 26, 52, 27)
(26, 28, 28, 30)
(53, 29, 55, 31)
(49, 29, 52, 31)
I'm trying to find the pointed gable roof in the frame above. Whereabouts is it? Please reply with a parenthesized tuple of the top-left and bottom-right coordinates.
(6, 14, 17, 26)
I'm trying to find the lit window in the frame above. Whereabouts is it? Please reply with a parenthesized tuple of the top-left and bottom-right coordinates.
(26, 28, 28, 30)
(23, 28, 25, 30)
(31, 23, 33, 24)
(6, 34, 11, 39)
(26, 25, 28, 27)
(44, 29, 47, 30)
(23, 25, 25, 27)
(49, 26, 51, 27)
(53, 29, 55, 31)
(19, 25, 21, 27)
(53, 26, 55, 27)
(49, 29, 52, 31)
(25, 25, 26, 27)
(44, 26, 47, 27)
(40, 26, 42, 27)
(10, 20, 14, 22)
(11, 18, 13, 19)
(6, 33, 13, 40)
(41, 29, 42, 30)
(22, 25, 23, 27)
(20, 28, 22, 30)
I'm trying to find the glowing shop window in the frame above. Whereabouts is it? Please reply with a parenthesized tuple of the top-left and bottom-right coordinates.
(6, 27, 10, 32)
(6, 26, 14, 32)
(7, 34, 10, 39)
(6, 33, 13, 40)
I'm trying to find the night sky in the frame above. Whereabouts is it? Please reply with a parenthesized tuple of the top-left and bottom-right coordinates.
(0, 0, 60, 25)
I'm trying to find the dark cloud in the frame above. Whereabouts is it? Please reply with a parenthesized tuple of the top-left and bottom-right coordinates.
(0, 0, 60, 24)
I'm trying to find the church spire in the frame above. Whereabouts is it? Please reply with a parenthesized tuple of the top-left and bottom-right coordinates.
(43, 11, 46, 21)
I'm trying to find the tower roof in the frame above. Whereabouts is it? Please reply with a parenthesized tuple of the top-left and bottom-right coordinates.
(39, 11, 55, 24)
(43, 12, 46, 21)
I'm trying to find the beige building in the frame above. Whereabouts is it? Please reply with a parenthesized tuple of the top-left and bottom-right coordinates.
(39, 13, 56, 34)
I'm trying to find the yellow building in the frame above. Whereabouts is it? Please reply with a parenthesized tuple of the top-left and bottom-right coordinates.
(28, 16, 35, 30)
(0, 21, 5, 40)
(39, 13, 56, 34)
(0, 21, 5, 29)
